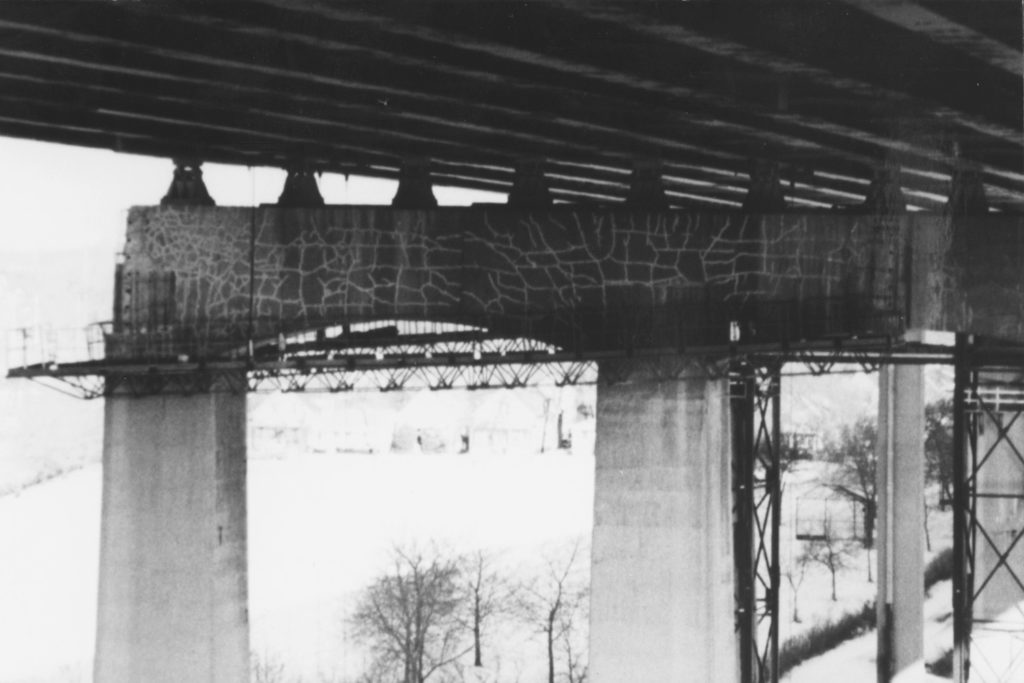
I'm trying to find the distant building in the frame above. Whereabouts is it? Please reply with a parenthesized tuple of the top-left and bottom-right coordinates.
(781, 431, 821, 460)
(469, 391, 538, 455)
(793, 482, 861, 542)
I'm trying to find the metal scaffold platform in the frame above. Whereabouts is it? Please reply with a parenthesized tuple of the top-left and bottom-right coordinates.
(5, 317, 963, 399)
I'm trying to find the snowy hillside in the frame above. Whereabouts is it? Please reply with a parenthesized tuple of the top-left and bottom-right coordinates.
(0, 441, 965, 682)
(247, 449, 595, 681)
(782, 365, 953, 443)
(0, 446, 595, 683)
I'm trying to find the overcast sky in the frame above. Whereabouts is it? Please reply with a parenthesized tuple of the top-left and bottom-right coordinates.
(0, 136, 499, 255)
(0, 136, 502, 339)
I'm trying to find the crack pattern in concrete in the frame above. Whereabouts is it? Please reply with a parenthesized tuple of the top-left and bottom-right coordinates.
(117, 206, 949, 351)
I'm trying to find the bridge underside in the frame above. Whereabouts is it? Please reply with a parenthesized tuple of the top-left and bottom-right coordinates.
(2, 2, 1022, 681)
(0, 1, 1019, 212)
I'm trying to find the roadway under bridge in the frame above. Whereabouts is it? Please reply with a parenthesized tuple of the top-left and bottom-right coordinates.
(2, 2, 1023, 682)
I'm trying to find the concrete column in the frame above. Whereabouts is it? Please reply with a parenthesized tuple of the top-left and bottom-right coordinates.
(876, 365, 924, 682)
(589, 362, 737, 682)
(94, 381, 250, 683)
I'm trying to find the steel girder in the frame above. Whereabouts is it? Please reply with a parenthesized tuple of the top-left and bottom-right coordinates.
(732, 362, 783, 683)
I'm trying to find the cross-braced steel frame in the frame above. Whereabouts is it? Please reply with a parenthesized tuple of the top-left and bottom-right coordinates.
(953, 335, 1024, 683)
(732, 362, 782, 683)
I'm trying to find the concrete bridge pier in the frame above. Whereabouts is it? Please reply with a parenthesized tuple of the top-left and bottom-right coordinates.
(876, 364, 925, 682)
(589, 360, 737, 682)
(94, 377, 250, 683)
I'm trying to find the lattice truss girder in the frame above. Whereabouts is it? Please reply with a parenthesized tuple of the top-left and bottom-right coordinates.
(30, 361, 600, 399)
(248, 361, 597, 393)
(953, 338, 1024, 683)
(732, 362, 782, 683)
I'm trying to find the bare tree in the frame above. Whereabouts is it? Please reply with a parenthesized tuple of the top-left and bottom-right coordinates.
(250, 652, 287, 683)
(806, 514, 853, 601)
(825, 417, 878, 550)
(923, 397, 953, 552)
(561, 588, 589, 683)
(316, 671, 346, 683)
(351, 545, 471, 683)
(925, 398, 954, 508)
(784, 547, 813, 623)
(461, 550, 515, 669)
(518, 541, 590, 683)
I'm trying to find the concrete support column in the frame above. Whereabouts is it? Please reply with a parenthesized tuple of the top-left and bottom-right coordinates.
(589, 362, 737, 682)
(876, 364, 924, 682)
(94, 381, 250, 683)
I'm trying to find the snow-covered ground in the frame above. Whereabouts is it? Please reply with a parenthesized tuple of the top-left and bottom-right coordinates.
(247, 450, 595, 681)
(0, 447, 594, 683)
(0, 447, 965, 683)
(0, 368, 983, 682)
(783, 580, 953, 683)
(0, 381, 102, 494)
(0, 465, 100, 682)
(777, 458, 957, 682)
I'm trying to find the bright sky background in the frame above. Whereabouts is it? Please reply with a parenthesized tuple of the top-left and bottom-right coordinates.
(0, 136, 501, 339)
(0, 136, 500, 255)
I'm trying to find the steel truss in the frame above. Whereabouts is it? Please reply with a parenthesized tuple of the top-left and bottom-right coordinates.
(953, 335, 1024, 682)
(247, 361, 597, 394)
(9, 327, 954, 399)
(732, 361, 782, 683)
(22, 359, 599, 399)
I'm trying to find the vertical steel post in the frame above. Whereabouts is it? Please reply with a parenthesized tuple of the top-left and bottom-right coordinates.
(733, 363, 781, 683)
(952, 334, 972, 683)
(767, 366, 781, 681)
(733, 366, 756, 683)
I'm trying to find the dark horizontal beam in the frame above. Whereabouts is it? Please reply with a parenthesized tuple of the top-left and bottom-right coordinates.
(206, 0, 903, 166)
(843, 0, 1021, 76)
(3, 0, 1017, 184)
(0, 58, 943, 205)
(565, 3, 1022, 169)
(282, 0, 1020, 167)
(0, 0, 1016, 206)
(0, 24, 782, 173)
(0, 110, 751, 210)
(920, 1, 1023, 50)
(618, 0, 1021, 130)
(0, 58, 778, 176)
(0, 105, 970, 212)
(0, 84, 999, 211)
(0, 6, 880, 178)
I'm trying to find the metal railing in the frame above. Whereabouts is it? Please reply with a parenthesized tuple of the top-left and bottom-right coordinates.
(4, 323, 108, 371)
(6, 295, 905, 372)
